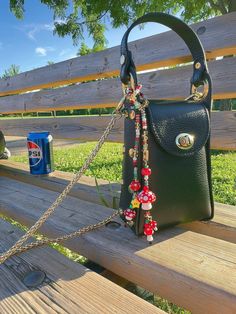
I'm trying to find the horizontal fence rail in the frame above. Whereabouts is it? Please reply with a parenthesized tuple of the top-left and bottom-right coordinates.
(0, 12, 235, 97)
(0, 57, 235, 114)
(1, 112, 236, 150)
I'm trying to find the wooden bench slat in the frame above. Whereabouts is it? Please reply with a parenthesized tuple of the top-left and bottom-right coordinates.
(0, 218, 163, 314)
(180, 203, 236, 244)
(0, 160, 118, 206)
(0, 56, 236, 115)
(3, 159, 236, 248)
(0, 12, 235, 97)
(1, 110, 236, 151)
(210, 111, 236, 150)
(0, 160, 235, 244)
(0, 176, 235, 313)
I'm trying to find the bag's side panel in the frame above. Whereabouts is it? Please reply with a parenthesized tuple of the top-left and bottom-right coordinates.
(0, 131, 6, 157)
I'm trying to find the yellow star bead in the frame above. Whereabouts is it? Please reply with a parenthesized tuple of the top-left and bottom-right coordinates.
(131, 198, 140, 208)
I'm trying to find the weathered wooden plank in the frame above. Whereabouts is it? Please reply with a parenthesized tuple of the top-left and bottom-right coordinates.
(1, 110, 236, 150)
(0, 161, 235, 244)
(210, 111, 236, 150)
(0, 177, 236, 313)
(181, 203, 236, 244)
(0, 13, 235, 96)
(0, 219, 162, 314)
(0, 116, 124, 141)
(0, 57, 236, 114)
(0, 160, 120, 206)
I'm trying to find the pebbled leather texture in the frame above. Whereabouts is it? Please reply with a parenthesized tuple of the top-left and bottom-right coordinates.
(119, 98, 214, 235)
(148, 100, 210, 157)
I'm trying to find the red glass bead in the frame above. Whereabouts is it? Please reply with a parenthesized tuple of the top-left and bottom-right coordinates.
(143, 186, 149, 192)
(129, 180, 141, 192)
(141, 167, 152, 176)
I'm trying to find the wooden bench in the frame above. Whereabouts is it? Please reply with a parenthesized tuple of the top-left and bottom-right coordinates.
(0, 12, 236, 314)
(0, 218, 163, 313)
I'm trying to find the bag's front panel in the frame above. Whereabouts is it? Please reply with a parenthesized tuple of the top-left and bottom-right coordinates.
(120, 100, 213, 235)
(137, 131, 212, 235)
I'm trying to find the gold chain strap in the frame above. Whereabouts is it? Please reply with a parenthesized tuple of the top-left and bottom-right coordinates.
(0, 96, 125, 264)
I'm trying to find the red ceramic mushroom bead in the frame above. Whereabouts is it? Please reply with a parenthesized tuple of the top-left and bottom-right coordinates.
(129, 180, 141, 192)
(123, 208, 136, 221)
(149, 220, 158, 231)
(137, 189, 156, 204)
(144, 224, 154, 236)
(148, 190, 156, 203)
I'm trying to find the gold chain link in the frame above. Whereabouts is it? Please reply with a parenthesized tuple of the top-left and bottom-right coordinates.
(0, 96, 125, 264)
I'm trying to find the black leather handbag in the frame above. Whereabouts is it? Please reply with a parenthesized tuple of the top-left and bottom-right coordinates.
(119, 13, 214, 240)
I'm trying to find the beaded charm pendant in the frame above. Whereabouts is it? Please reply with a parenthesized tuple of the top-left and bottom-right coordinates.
(122, 84, 158, 243)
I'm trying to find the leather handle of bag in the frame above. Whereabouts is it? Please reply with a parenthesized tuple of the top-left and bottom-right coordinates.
(120, 12, 210, 91)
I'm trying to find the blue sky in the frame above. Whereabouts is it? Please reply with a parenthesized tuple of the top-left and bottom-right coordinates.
(0, 1, 168, 76)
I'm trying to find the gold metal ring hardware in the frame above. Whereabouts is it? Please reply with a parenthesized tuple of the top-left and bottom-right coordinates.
(190, 80, 209, 100)
(195, 62, 201, 69)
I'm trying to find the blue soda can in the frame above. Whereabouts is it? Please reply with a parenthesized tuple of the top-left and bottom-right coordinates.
(27, 131, 54, 175)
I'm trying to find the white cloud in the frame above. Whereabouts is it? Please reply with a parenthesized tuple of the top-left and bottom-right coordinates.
(35, 47, 47, 56)
(35, 46, 55, 57)
(28, 23, 54, 41)
(16, 23, 54, 41)
(28, 27, 38, 41)
(44, 24, 54, 31)
(59, 48, 71, 57)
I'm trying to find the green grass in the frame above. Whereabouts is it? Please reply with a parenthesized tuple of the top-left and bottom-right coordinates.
(12, 142, 236, 205)
(211, 151, 236, 205)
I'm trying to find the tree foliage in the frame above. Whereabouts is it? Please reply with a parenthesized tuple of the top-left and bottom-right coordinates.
(77, 42, 103, 56)
(9, 1, 236, 46)
(2, 64, 20, 78)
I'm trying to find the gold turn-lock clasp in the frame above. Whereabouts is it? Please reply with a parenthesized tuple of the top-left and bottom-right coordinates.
(175, 133, 195, 150)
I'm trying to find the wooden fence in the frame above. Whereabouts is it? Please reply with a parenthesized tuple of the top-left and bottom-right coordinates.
(0, 12, 236, 150)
